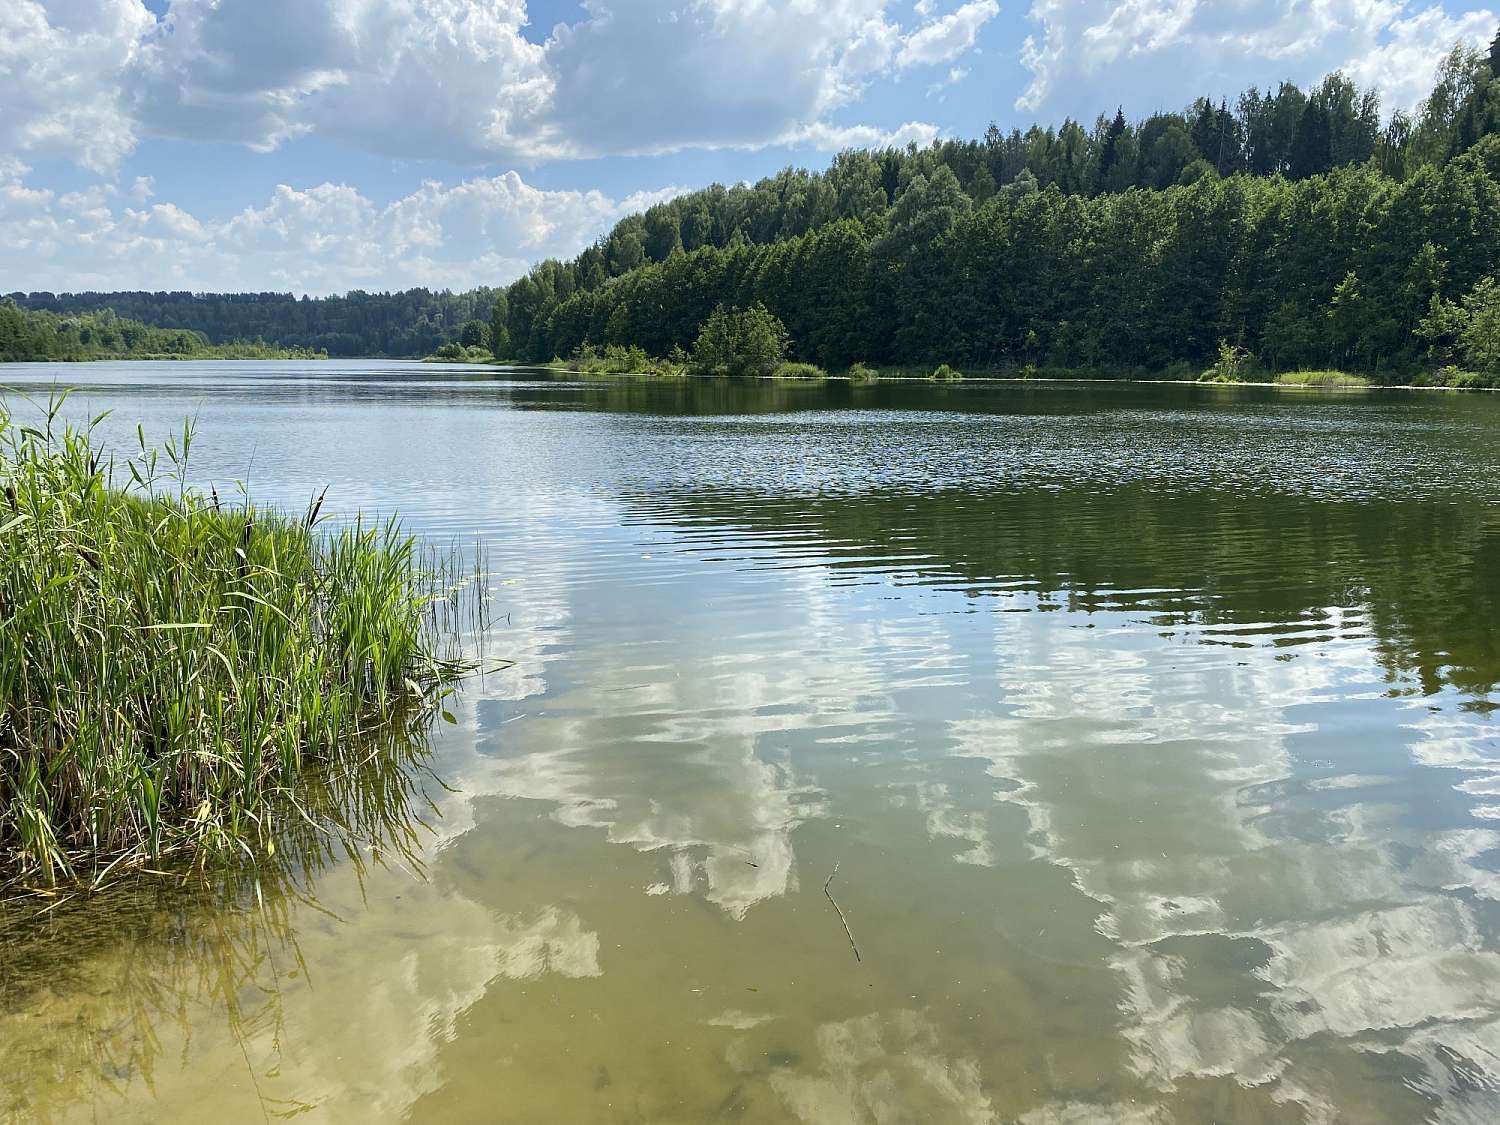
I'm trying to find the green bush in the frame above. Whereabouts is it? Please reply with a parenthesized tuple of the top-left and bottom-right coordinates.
(563, 342, 683, 376)
(1436, 365, 1500, 389)
(1199, 341, 1254, 382)
(930, 364, 964, 381)
(1419, 277, 1500, 375)
(690, 304, 789, 377)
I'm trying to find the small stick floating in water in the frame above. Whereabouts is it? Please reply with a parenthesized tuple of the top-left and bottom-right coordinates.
(824, 862, 861, 963)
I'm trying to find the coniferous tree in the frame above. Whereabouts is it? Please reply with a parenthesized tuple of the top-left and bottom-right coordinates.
(1191, 100, 1219, 165)
(1212, 100, 1243, 175)
(1290, 101, 1333, 178)
(1268, 82, 1308, 174)
(1099, 108, 1127, 182)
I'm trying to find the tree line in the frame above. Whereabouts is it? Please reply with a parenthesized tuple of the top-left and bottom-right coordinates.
(493, 34, 1500, 380)
(499, 137, 1500, 379)
(6, 289, 497, 358)
(0, 303, 325, 362)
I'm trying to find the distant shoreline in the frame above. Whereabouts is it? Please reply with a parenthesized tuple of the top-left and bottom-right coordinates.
(489, 362, 1500, 394)
(0, 353, 331, 363)
(9, 354, 1491, 393)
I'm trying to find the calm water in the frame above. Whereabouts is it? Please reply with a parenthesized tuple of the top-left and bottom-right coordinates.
(3, 361, 1500, 1124)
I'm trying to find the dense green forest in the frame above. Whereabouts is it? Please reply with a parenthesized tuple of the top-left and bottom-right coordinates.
(6, 289, 496, 358)
(493, 36, 1500, 381)
(0, 303, 325, 362)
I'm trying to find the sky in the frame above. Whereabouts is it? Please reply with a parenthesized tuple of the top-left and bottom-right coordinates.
(2, 0, 1497, 297)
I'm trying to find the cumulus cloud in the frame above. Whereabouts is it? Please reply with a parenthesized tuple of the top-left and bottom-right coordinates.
(0, 165, 685, 295)
(0, 0, 154, 173)
(9, 0, 1493, 174)
(1343, 5, 1500, 111)
(1018, 0, 1499, 119)
(128, 0, 557, 161)
(5, 0, 978, 171)
(538, 0, 908, 156)
(896, 0, 1001, 68)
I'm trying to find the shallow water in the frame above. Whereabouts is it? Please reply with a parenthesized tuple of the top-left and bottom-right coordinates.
(3, 361, 1500, 1123)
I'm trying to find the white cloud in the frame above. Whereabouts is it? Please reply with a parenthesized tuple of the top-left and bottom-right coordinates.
(4, 0, 983, 171)
(0, 166, 686, 296)
(1344, 6, 1500, 111)
(126, 176, 155, 204)
(129, 0, 556, 161)
(896, 0, 1001, 68)
(1018, 0, 1499, 119)
(928, 65, 972, 96)
(0, 0, 154, 173)
(538, 0, 907, 156)
(778, 120, 943, 150)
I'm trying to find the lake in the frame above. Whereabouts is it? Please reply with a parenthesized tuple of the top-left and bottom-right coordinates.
(3, 361, 1500, 1123)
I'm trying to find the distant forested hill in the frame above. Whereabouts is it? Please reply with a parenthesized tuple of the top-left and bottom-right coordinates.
(5, 289, 497, 358)
(0, 303, 326, 362)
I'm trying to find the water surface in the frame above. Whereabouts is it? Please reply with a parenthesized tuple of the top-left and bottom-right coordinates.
(3, 362, 1500, 1123)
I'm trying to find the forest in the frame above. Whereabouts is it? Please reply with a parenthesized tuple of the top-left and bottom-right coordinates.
(0, 304, 325, 362)
(6, 288, 497, 359)
(493, 35, 1500, 381)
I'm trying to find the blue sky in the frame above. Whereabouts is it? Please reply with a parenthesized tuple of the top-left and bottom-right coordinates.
(2, 0, 1497, 295)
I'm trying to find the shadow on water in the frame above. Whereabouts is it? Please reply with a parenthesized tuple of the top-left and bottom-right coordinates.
(619, 482, 1500, 696)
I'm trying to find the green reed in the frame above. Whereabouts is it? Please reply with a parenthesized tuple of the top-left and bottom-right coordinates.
(0, 397, 474, 889)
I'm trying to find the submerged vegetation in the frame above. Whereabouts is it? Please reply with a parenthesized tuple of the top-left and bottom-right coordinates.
(0, 303, 326, 363)
(0, 401, 474, 889)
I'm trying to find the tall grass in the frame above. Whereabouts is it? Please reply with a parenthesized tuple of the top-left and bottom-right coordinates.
(1273, 370, 1375, 388)
(0, 397, 473, 889)
(771, 361, 828, 379)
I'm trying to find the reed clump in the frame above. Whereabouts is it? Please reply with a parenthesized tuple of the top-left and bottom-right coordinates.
(1273, 370, 1375, 388)
(0, 400, 472, 889)
(771, 361, 828, 380)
